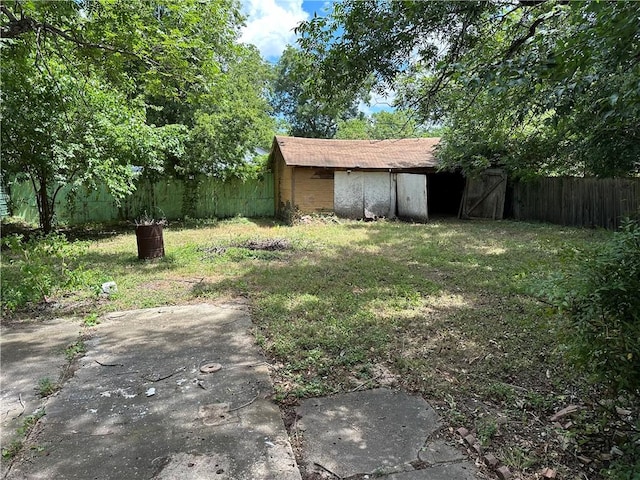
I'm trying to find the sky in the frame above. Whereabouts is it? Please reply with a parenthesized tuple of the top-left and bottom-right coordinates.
(239, 0, 394, 114)
(239, 0, 327, 62)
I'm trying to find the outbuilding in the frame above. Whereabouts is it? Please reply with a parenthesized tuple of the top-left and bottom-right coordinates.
(270, 135, 467, 221)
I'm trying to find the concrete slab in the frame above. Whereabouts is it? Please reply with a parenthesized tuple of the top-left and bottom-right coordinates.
(418, 440, 467, 465)
(3, 304, 300, 480)
(296, 389, 479, 479)
(1, 317, 82, 471)
(386, 462, 478, 480)
(296, 388, 441, 478)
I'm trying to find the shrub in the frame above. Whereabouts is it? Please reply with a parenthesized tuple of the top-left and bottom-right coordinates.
(545, 220, 640, 396)
(1, 233, 97, 311)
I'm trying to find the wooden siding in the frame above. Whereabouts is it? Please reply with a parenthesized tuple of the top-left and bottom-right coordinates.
(292, 168, 334, 213)
(272, 148, 290, 214)
(281, 163, 293, 207)
(512, 177, 640, 229)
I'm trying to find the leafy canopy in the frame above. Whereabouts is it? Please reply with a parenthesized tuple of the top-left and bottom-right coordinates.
(297, 0, 640, 177)
(270, 45, 368, 139)
(336, 110, 441, 140)
(1, 0, 274, 231)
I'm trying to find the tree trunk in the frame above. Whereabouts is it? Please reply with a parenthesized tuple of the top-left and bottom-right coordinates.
(34, 175, 53, 234)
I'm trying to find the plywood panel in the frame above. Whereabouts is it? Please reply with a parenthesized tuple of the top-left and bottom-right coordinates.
(397, 174, 428, 222)
(294, 169, 334, 213)
(364, 172, 393, 219)
(335, 171, 364, 219)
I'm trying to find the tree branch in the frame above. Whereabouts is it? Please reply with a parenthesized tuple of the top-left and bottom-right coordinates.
(0, 4, 18, 23)
(1, 6, 159, 66)
(503, 10, 553, 60)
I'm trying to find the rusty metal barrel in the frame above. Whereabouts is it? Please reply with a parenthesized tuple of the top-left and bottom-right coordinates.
(135, 225, 165, 259)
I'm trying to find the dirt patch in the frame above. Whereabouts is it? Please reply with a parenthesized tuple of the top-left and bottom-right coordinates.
(240, 238, 292, 251)
(200, 238, 293, 259)
(201, 238, 292, 256)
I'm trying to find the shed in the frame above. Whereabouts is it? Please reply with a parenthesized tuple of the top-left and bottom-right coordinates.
(270, 135, 466, 221)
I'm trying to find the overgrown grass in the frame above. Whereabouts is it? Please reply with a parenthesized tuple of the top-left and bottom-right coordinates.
(3, 217, 628, 477)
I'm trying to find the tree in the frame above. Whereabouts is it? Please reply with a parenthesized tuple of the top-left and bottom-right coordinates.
(335, 113, 369, 140)
(271, 45, 366, 138)
(1, 0, 273, 232)
(297, 1, 640, 177)
(150, 45, 275, 180)
(0, 52, 176, 232)
(336, 110, 439, 140)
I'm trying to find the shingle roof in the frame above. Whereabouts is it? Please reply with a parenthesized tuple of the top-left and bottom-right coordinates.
(273, 136, 440, 169)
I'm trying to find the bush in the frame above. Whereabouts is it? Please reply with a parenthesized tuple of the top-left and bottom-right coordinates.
(1, 233, 98, 311)
(545, 220, 640, 396)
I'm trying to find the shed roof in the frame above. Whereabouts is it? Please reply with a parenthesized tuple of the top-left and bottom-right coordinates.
(273, 136, 440, 169)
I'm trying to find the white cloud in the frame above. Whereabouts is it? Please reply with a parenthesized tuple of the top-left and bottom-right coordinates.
(239, 0, 309, 61)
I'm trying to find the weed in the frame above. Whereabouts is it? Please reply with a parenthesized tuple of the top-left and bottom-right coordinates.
(1, 233, 99, 312)
(475, 415, 499, 446)
(541, 219, 640, 396)
(2, 409, 46, 459)
(83, 313, 100, 327)
(444, 394, 466, 425)
(499, 445, 539, 471)
(524, 391, 554, 411)
(2, 218, 618, 479)
(602, 435, 640, 479)
(483, 382, 517, 404)
(17, 409, 45, 435)
(1, 440, 23, 459)
(64, 341, 86, 361)
(37, 377, 59, 397)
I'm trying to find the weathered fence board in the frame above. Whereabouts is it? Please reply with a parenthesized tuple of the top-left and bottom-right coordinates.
(512, 177, 640, 229)
(8, 174, 275, 226)
(0, 184, 10, 218)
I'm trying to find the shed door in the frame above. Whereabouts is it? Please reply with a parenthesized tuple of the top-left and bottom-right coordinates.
(397, 174, 428, 222)
(364, 172, 394, 219)
(459, 169, 507, 219)
(334, 171, 364, 219)
(334, 171, 394, 219)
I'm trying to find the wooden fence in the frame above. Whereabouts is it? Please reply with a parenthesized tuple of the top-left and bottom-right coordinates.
(511, 177, 640, 229)
(8, 173, 639, 230)
(8, 173, 275, 226)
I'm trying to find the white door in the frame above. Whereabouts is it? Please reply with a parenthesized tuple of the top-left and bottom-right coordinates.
(334, 171, 395, 219)
(397, 173, 428, 222)
(334, 171, 364, 219)
(364, 172, 394, 219)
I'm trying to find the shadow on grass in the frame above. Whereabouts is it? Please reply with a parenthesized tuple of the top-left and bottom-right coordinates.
(184, 219, 584, 406)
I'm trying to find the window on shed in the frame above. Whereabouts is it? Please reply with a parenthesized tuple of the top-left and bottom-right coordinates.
(311, 170, 334, 179)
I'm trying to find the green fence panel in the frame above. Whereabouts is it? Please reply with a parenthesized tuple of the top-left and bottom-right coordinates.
(8, 173, 275, 226)
(7, 181, 39, 224)
(0, 184, 9, 217)
(64, 184, 121, 224)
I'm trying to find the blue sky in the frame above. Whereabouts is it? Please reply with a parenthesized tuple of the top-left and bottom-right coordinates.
(239, 0, 329, 62)
(239, 0, 394, 114)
